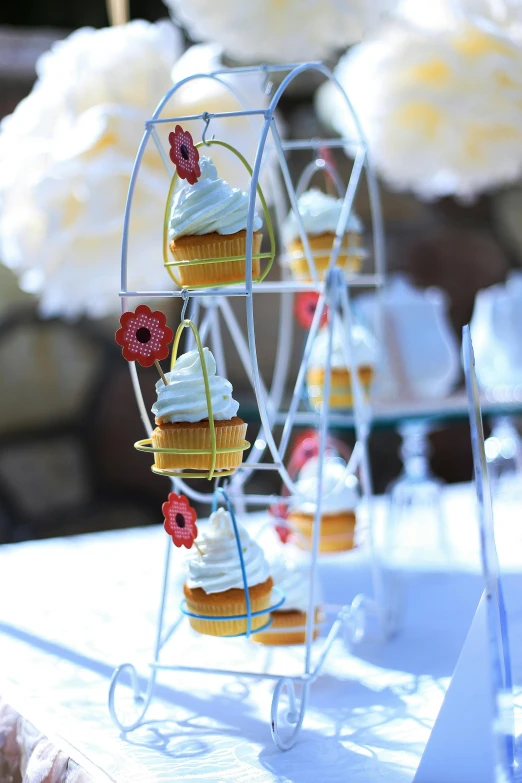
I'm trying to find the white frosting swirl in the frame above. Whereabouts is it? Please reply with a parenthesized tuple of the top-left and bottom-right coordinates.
(186, 508, 271, 594)
(151, 347, 239, 423)
(308, 315, 377, 370)
(283, 188, 362, 245)
(169, 156, 263, 239)
(268, 554, 321, 614)
(292, 456, 360, 515)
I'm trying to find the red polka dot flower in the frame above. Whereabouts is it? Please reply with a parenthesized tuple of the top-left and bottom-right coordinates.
(268, 503, 291, 544)
(163, 493, 198, 549)
(275, 522, 292, 545)
(169, 125, 201, 185)
(115, 305, 173, 368)
(294, 292, 328, 330)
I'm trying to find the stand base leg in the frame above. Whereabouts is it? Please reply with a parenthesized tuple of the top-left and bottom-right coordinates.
(108, 663, 157, 732)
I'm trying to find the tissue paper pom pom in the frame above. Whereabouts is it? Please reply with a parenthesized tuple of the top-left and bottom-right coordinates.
(0, 21, 183, 319)
(0, 24, 279, 320)
(457, 0, 522, 27)
(164, 0, 397, 62)
(317, 17, 522, 200)
(394, 0, 522, 33)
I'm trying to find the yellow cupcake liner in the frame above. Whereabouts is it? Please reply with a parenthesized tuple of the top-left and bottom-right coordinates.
(307, 386, 372, 411)
(185, 591, 273, 637)
(289, 254, 363, 282)
(251, 628, 319, 645)
(170, 232, 262, 287)
(289, 512, 357, 554)
(306, 367, 373, 411)
(151, 421, 247, 471)
(287, 232, 363, 281)
(295, 531, 356, 553)
(251, 609, 321, 646)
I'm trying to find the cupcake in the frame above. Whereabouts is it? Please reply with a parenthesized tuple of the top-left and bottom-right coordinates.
(183, 507, 274, 636)
(252, 554, 322, 645)
(169, 156, 263, 287)
(151, 347, 246, 473)
(306, 315, 377, 411)
(288, 456, 360, 553)
(282, 188, 363, 281)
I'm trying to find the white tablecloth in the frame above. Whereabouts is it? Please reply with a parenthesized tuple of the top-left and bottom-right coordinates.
(1, 484, 521, 782)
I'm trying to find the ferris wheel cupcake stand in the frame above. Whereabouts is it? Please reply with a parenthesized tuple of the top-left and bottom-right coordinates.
(109, 61, 389, 751)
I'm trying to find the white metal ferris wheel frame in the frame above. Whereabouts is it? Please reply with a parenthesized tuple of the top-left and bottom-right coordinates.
(110, 61, 389, 751)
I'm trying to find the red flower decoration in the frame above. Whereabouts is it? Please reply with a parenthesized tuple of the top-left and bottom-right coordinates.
(294, 292, 328, 330)
(169, 125, 201, 185)
(275, 523, 291, 545)
(268, 503, 290, 544)
(318, 145, 338, 197)
(163, 493, 198, 549)
(269, 501, 288, 521)
(287, 431, 320, 478)
(115, 305, 173, 368)
(287, 430, 352, 479)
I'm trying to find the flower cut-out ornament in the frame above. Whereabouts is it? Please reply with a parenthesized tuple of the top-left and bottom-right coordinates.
(294, 292, 328, 330)
(115, 304, 173, 367)
(287, 430, 353, 479)
(274, 522, 291, 545)
(289, 432, 321, 477)
(163, 493, 198, 548)
(169, 125, 201, 184)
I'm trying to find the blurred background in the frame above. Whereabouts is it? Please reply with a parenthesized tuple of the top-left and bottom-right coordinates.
(1, 0, 522, 543)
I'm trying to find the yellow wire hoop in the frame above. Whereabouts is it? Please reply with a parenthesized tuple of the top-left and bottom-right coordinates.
(134, 441, 249, 480)
(135, 319, 249, 480)
(177, 318, 215, 479)
(163, 140, 276, 289)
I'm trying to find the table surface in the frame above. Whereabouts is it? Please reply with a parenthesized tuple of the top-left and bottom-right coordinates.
(1, 483, 522, 783)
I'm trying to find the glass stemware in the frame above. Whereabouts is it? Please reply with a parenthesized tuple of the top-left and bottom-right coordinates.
(485, 416, 522, 499)
(385, 419, 449, 565)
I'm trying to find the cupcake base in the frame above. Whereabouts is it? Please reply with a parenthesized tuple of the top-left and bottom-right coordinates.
(287, 232, 362, 281)
(183, 577, 274, 637)
(306, 366, 374, 411)
(151, 417, 247, 472)
(251, 608, 321, 645)
(288, 510, 357, 553)
(170, 230, 262, 287)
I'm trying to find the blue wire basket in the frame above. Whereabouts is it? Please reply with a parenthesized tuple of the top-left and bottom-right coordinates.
(180, 487, 285, 637)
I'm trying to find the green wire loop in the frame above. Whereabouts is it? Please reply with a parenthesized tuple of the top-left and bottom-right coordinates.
(170, 319, 217, 480)
(163, 140, 276, 289)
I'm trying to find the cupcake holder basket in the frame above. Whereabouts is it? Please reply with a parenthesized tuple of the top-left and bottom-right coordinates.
(163, 139, 276, 289)
(179, 487, 285, 636)
(134, 317, 250, 479)
(108, 60, 513, 766)
(280, 155, 366, 270)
